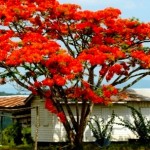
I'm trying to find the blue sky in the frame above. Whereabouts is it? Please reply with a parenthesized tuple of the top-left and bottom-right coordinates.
(1, 0, 150, 93)
(59, 0, 150, 22)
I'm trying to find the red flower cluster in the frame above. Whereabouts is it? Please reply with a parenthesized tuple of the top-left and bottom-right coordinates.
(106, 63, 129, 81)
(79, 45, 126, 67)
(57, 112, 66, 123)
(66, 82, 118, 105)
(102, 85, 118, 98)
(45, 98, 57, 114)
(45, 99, 66, 123)
(131, 50, 150, 68)
(102, 85, 118, 105)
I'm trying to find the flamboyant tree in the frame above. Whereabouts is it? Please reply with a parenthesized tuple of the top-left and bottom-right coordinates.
(0, 0, 150, 148)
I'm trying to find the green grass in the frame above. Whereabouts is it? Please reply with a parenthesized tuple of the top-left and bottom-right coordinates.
(0, 145, 33, 150)
(82, 143, 150, 150)
(0, 143, 150, 150)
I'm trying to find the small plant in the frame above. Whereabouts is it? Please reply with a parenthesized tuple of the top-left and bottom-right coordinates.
(1, 122, 33, 146)
(1, 121, 22, 146)
(21, 127, 33, 145)
(116, 105, 150, 143)
(88, 111, 115, 148)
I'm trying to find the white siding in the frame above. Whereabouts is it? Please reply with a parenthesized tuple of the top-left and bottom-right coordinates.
(141, 108, 150, 119)
(84, 104, 150, 142)
(111, 105, 136, 141)
(84, 105, 136, 142)
(31, 97, 67, 142)
(31, 97, 150, 142)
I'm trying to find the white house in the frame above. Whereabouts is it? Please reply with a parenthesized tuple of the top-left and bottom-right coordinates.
(30, 88, 150, 143)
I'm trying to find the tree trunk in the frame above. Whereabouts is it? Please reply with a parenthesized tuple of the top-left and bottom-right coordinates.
(68, 133, 84, 150)
(72, 138, 83, 150)
(64, 102, 94, 150)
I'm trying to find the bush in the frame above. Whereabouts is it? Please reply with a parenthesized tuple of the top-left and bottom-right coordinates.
(1, 122, 22, 146)
(88, 111, 115, 148)
(21, 127, 33, 145)
(1, 122, 33, 146)
(116, 105, 150, 143)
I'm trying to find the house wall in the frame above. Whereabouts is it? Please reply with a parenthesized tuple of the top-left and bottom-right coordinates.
(31, 97, 150, 142)
(31, 96, 66, 142)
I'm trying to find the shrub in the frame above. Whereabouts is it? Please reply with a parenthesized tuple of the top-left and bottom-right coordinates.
(1, 122, 33, 146)
(88, 111, 115, 148)
(116, 105, 150, 143)
(1, 121, 22, 146)
(21, 127, 33, 145)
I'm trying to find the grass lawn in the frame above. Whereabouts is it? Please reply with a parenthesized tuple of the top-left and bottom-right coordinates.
(0, 142, 150, 150)
(0, 145, 33, 150)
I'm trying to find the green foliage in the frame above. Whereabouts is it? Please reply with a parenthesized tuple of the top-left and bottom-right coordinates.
(116, 105, 150, 143)
(0, 145, 33, 150)
(1, 122, 22, 146)
(88, 111, 115, 147)
(95, 88, 103, 96)
(21, 127, 33, 145)
(1, 143, 150, 150)
(1, 122, 33, 146)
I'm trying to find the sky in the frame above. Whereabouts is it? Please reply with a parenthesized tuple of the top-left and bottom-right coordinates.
(1, 0, 150, 93)
(59, 0, 150, 22)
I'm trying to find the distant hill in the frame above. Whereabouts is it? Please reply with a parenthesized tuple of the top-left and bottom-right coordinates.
(0, 91, 28, 96)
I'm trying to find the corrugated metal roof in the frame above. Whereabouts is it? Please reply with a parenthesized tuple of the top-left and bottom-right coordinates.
(0, 95, 29, 108)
